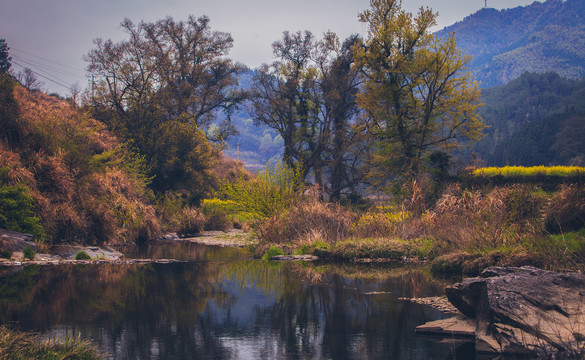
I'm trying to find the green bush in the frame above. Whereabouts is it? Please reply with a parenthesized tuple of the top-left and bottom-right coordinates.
(0, 168, 46, 242)
(0, 249, 12, 259)
(201, 199, 232, 231)
(293, 240, 330, 255)
(22, 246, 35, 260)
(262, 246, 285, 260)
(222, 160, 304, 221)
(74, 251, 92, 260)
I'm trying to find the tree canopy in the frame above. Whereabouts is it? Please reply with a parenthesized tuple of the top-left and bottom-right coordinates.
(355, 0, 485, 189)
(250, 31, 367, 199)
(85, 16, 246, 201)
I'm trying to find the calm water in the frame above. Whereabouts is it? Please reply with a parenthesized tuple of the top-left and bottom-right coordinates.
(0, 242, 474, 359)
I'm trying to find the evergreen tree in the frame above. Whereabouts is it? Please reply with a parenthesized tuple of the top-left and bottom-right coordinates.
(0, 39, 11, 74)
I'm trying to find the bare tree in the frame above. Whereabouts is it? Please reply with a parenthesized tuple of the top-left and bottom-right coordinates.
(17, 68, 43, 91)
(68, 82, 82, 107)
(250, 31, 367, 199)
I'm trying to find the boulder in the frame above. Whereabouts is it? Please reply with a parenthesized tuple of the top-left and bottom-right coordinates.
(0, 228, 37, 252)
(445, 266, 585, 356)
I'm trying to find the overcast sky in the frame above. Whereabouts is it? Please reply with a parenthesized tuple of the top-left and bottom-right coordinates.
(1, 0, 538, 95)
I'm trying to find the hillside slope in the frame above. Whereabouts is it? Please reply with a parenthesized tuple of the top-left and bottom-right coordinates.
(437, 0, 585, 87)
(0, 75, 161, 246)
(471, 72, 585, 165)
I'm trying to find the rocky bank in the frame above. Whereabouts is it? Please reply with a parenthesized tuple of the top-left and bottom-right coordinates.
(418, 266, 585, 357)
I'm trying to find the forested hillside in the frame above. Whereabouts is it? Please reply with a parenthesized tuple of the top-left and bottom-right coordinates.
(472, 72, 585, 166)
(437, 0, 585, 87)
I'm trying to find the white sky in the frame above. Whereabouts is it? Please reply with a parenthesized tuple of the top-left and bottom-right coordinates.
(0, 0, 538, 95)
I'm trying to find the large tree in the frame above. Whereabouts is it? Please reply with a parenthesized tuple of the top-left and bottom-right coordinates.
(355, 0, 485, 189)
(250, 31, 367, 199)
(85, 16, 245, 200)
(317, 33, 368, 200)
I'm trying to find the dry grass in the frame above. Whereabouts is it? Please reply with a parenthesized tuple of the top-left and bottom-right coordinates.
(422, 184, 545, 252)
(257, 195, 357, 246)
(176, 206, 206, 236)
(1, 81, 163, 245)
(545, 184, 585, 233)
(0, 326, 103, 360)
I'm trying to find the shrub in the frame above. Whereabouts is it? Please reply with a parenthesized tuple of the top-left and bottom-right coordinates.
(262, 246, 284, 260)
(74, 251, 91, 260)
(0, 168, 46, 242)
(22, 246, 35, 260)
(221, 160, 304, 221)
(201, 199, 233, 231)
(0, 249, 12, 259)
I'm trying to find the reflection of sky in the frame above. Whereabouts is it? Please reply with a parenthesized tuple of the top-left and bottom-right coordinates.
(1, 0, 537, 95)
(3, 260, 467, 359)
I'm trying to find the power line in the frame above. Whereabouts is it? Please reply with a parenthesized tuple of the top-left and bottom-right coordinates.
(11, 60, 72, 90)
(11, 54, 82, 79)
(10, 47, 85, 74)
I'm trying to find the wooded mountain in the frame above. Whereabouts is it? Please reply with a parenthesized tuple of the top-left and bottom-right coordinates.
(471, 72, 585, 166)
(437, 0, 585, 87)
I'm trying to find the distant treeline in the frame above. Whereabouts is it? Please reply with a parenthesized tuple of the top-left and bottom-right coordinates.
(471, 72, 585, 167)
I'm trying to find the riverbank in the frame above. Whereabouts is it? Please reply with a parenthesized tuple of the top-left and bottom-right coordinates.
(242, 182, 585, 275)
(0, 229, 257, 267)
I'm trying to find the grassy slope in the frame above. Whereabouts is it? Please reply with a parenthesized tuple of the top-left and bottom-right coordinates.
(0, 78, 161, 247)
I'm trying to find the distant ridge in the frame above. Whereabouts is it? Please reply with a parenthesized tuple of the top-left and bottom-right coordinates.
(437, 0, 585, 87)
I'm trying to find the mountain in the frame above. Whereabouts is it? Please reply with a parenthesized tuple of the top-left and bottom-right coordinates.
(437, 0, 585, 87)
(472, 72, 585, 166)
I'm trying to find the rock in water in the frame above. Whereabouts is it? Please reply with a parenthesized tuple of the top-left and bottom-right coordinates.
(445, 266, 585, 356)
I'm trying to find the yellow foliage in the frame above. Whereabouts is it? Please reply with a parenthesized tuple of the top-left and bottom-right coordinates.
(350, 209, 411, 238)
(355, 0, 485, 185)
(221, 160, 304, 221)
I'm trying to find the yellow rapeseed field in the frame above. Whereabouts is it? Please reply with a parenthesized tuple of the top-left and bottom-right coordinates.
(472, 166, 585, 177)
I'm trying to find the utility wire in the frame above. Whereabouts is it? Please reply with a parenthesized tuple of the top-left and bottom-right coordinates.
(11, 60, 72, 90)
(10, 47, 85, 74)
(9, 47, 88, 93)
(12, 54, 81, 79)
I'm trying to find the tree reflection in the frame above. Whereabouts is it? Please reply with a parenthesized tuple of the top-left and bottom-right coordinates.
(0, 256, 469, 359)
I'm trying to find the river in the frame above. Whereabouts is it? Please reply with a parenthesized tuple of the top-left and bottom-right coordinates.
(0, 242, 474, 359)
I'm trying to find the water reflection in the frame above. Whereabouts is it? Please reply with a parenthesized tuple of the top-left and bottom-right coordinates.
(0, 246, 472, 359)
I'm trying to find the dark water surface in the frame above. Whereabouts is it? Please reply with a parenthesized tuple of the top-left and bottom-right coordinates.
(0, 243, 474, 359)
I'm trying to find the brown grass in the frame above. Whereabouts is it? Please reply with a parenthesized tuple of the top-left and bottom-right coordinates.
(0, 326, 103, 360)
(422, 184, 545, 252)
(545, 184, 585, 233)
(257, 196, 357, 246)
(1, 82, 162, 245)
(176, 207, 206, 236)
